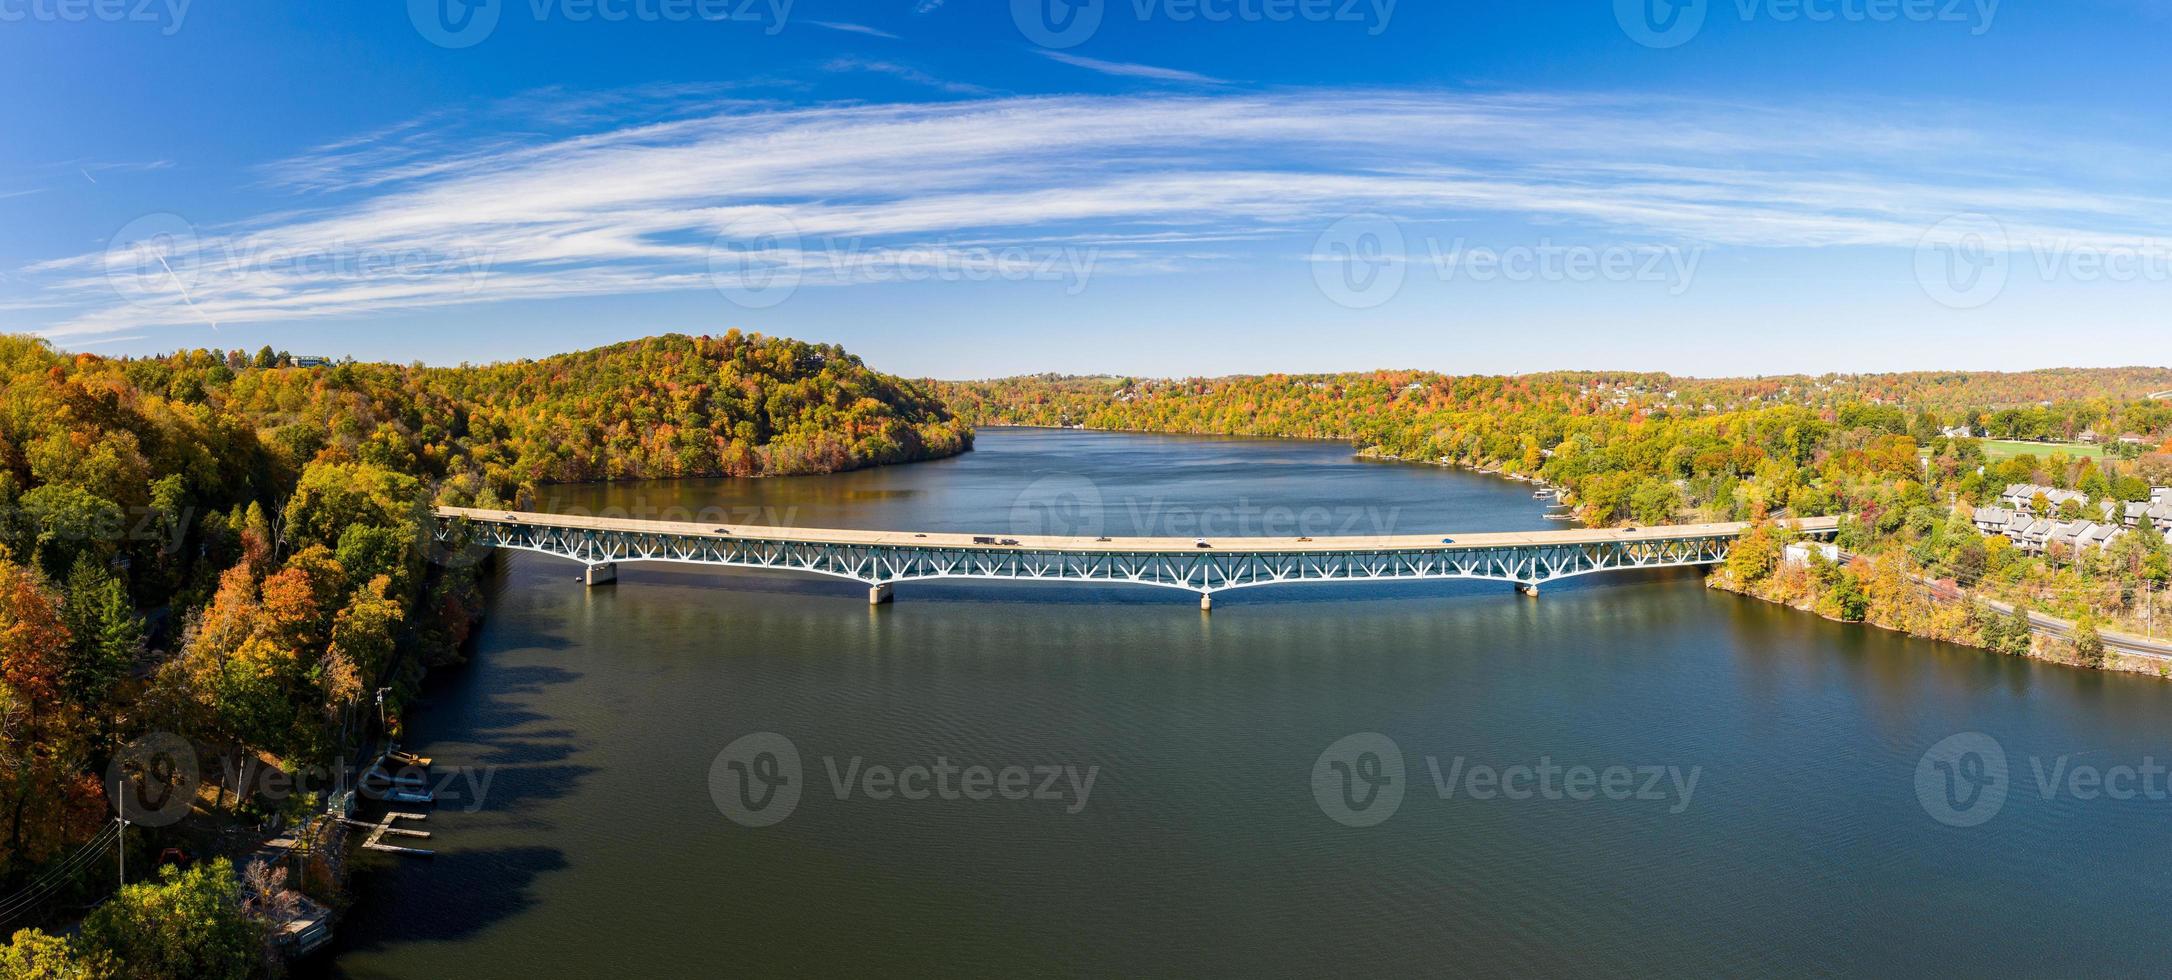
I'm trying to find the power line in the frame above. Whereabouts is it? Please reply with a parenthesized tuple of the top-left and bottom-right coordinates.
(0, 823, 122, 925)
(0, 826, 119, 917)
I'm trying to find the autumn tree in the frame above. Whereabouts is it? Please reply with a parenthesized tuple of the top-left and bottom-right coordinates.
(79, 859, 266, 980)
(0, 562, 103, 875)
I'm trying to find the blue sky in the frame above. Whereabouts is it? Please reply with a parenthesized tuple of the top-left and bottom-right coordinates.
(2, 0, 2169, 378)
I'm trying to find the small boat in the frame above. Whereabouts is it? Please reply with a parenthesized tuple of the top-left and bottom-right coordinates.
(361, 764, 435, 804)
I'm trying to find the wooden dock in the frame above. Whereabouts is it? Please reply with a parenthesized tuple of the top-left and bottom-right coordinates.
(344, 811, 434, 857)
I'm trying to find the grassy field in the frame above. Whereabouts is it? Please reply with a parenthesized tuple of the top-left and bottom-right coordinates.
(1973, 439, 2116, 460)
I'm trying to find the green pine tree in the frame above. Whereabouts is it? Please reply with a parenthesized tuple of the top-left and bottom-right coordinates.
(61, 554, 143, 712)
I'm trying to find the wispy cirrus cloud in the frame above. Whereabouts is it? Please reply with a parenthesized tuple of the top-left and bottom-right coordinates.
(811, 20, 900, 38)
(822, 58, 991, 95)
(1033, 50, 1226, 85)
(17, 89, 2172, 339)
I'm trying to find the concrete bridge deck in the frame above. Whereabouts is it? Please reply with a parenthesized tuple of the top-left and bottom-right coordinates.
(433, 506, 1841, 609)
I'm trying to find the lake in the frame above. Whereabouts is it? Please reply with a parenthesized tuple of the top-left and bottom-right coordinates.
(326, 429, 2172, 977)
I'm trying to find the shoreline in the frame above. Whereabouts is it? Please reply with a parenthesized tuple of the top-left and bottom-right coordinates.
(1708, 564, 2172, 680)
(995, 423, 2168, 681)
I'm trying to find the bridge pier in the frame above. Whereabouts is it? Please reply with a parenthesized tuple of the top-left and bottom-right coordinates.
(584, 562, 617, 587)
(869, 582, 894, 606)
(1515, 581, 1539, 597)
(1200, 593, 1213, 612)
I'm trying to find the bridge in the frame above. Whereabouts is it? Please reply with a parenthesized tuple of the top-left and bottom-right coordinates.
(434, 507, 1839, 610)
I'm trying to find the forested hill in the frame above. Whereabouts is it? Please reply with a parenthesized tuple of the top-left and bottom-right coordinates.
(0, 329, 969, 900)
(936, 367, 2172, 435)
(931, 366, 2172, 531)
(417, 332, 972, 489)
(60, 330, 972, 504)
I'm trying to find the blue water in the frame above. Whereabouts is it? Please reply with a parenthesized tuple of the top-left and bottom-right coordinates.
(327, 430, 2172, 978)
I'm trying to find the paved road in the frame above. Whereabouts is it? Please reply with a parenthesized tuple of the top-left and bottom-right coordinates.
(1916, 575, 2172, 663)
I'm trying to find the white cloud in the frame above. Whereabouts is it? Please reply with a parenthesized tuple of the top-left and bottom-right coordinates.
(1032, 50, 1226, 85)
(822, 58, 991, 95)
(17, 89, 2172, 339)
(811, 20, 901, 38)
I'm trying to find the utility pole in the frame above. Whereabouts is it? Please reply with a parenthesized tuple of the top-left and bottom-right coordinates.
(117, 816, 127, 888)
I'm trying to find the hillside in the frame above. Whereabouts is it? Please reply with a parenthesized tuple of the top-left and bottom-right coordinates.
(0, 329, 972, 896)
(935, 367, 2172, 436)
(81, 331, 973, 505)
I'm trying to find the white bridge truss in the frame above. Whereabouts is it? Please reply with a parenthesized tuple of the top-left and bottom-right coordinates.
(434, 512, 1802, 602)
